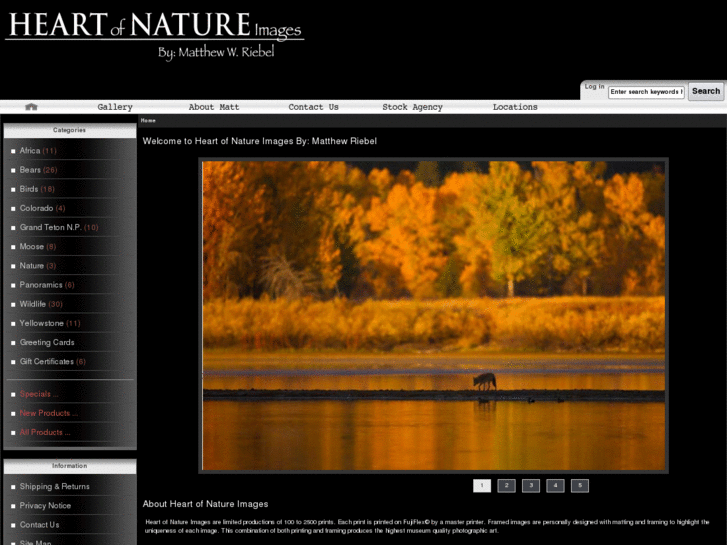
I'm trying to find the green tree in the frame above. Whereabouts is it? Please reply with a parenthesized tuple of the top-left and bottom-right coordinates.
(474, 162, 550, 297)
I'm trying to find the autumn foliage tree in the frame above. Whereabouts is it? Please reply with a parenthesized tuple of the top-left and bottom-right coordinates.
(356, 181, 450, 298)
(527, 161, 606, 295)
(602, 173, 665, 294)
(204, 161, 351, 300)
(203, 160, 665, 302)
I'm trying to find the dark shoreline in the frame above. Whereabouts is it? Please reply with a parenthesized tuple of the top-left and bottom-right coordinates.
(203, 389, 665, 402)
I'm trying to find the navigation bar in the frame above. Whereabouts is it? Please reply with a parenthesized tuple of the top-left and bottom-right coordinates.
(1, 98, 725, 114)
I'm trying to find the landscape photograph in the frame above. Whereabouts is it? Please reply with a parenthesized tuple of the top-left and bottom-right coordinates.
(201, 160, 665, 471)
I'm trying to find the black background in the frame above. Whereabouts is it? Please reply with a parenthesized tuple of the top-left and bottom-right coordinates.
(1, 9, 722, 100)
(2, 8, 726, 542)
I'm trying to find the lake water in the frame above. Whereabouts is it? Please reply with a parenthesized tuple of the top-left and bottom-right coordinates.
(202, 354, 665, 471)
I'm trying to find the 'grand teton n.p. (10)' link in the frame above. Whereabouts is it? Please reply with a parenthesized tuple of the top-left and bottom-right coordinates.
(8, 13, 301, 39)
